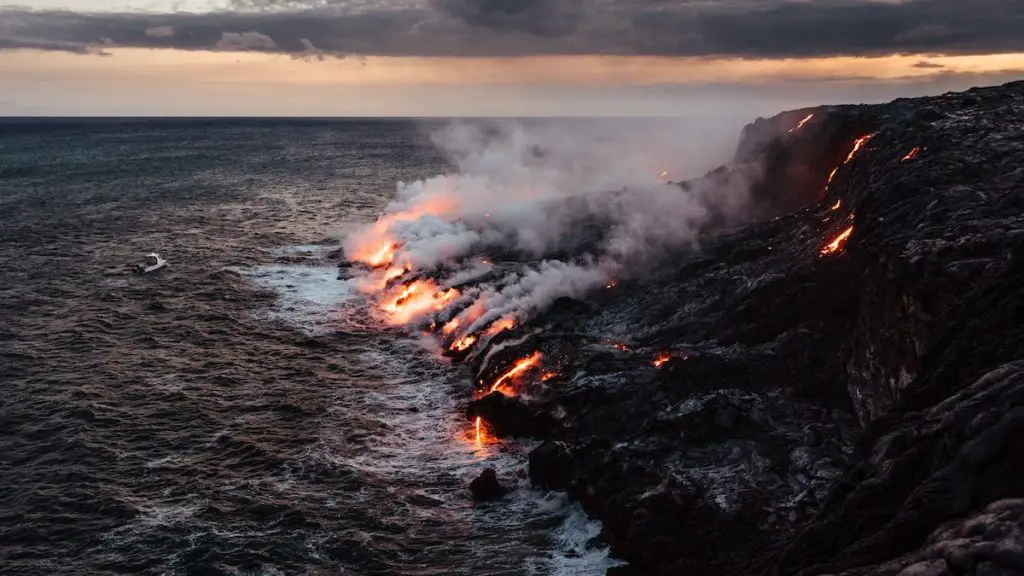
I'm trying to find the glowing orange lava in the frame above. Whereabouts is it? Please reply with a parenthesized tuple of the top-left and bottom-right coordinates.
(653, 353, 671, 368)
(831, 199, 842, 211)
(367, 243, 397, 267)
(845, 134, 875, 164)
(451, 335, 477, 352)
(540, 371, 558, 382)
(484, 317, 516, 338)
(382, 280, 460, 325)
(475, 416, 483, 444)
(902, 146, 922, 162)
(821, 226, 854, 256)
(612, 342, 631, 352)
(489, 352, 543, 394)
(789, 113, 815, 133)
(442, 317, 461, 335)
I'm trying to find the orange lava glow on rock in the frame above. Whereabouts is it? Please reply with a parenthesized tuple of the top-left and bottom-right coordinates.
(442, 317, 461, 335)
(490, 352, 543, 394)
(484, 317, 516, 338)
(901, 146, 922, 162)
(831, 199, 842, 211)
(845, 134, 875, 164)
(612, 342, 631, 352)
(821, 226, 854, 256)
(540, 371, 558, 382)
(451, 335, 477, 352)
(346, 195, 460, 266)
(789, 113, 815, 133)
(653, 353, 671, 368)
(382, 281, 460, 325)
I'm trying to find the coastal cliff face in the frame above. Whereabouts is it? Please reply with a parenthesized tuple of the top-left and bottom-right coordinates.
(467, 81, 1024, 574)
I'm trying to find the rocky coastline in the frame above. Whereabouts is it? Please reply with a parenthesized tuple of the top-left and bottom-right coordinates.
(459, 81, 1024, 575)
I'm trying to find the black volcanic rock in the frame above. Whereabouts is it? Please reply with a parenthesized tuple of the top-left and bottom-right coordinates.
(453, 80, 1024, 575)
(529, 440, 574, 490)
(469, 468, 509, 502)
(467, 393, 558, 438)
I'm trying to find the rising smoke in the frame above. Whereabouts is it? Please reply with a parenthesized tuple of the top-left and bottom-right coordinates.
(342, 117, 761, 347)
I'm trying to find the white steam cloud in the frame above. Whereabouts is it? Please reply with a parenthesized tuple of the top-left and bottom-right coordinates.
(342, 117, 760, 343)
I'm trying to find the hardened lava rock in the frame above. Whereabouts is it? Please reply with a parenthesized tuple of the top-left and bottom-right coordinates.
(465, 80, 1024, 575)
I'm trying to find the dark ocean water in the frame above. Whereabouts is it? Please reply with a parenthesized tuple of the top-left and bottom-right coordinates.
(0, 119, 613, 576)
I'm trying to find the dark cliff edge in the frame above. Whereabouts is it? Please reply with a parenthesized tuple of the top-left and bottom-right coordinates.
(468, 80, 1024, 575)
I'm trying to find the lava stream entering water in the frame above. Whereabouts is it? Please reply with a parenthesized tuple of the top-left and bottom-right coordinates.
(489, 352, 544, 395)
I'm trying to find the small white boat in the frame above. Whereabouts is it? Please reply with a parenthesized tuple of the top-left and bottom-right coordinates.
(133, 253, 167, 275)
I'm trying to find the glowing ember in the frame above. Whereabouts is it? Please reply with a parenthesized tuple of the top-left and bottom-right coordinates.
(490, 352, 543, 394)
(901, 146, 922, 162)
(845, 134, 875, 164)
(821, 226, 854, 256)
(788, 113, 815, 133)
(540, 371, 558, 382)
(653, 353, 671, 368)
(442, 317, 461, 335)
(451, 335, 477, 352)
(475, 416, 483, 444)
(831, 199, 842, 211)
(612, 342, 631, 352)
(484, 317, 516, 338)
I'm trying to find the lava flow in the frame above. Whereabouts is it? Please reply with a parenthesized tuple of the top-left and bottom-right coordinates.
(789, 113, 815, 133)
(382, 280, 460, 325)
(489, 352, 543, 395)
(484, 317, 516, 338)
(821, 226, 854, 256)
(902, 146, 922, 162)
(653, 353, 671, 368)
(451, 335, 477, 352)
(845, 134, 874, 163)
(824, 133, 875, 193)
(441, 317, 461, 335)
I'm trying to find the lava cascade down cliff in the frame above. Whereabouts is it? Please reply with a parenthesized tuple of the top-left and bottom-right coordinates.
(340, 81, 1024, 575)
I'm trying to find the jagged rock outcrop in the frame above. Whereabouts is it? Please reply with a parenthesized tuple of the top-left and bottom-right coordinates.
(465, 81, 1024, 574)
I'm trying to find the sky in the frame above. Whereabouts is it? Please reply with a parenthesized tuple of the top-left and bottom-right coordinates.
(2, 0, 1024, 116)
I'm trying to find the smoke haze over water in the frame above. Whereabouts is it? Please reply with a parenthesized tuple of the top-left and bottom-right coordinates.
(343, 116, 764, 340)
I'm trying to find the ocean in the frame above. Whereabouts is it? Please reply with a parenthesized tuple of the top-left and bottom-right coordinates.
(0, 119, 616, 576)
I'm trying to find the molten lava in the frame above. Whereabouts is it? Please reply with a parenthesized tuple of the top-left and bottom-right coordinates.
(611, 342, 631, 352)
(831, 199, 842, 211)
(845, 134, 875, 164)
(902, 146, 922, 162)
(821, 226, 854, 256)
(824, 134, 875, 193)
(653, 353, 671, 368)
(489, 352, 543, 394)
(474, 416, 483, 444)
(442, 317, 461, 335)
(368, 243, 397, 268)
(451, 335, 477, 352)
(789, 113, 815, 133)
(484, 317, 516, 338)
(382, 280, 460, 325)
(540, 371, 558, 382)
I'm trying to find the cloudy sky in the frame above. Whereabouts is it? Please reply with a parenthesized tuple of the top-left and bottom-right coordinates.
(2, 0, 1023, 116)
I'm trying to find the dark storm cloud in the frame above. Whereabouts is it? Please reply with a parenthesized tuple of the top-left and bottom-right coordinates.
(431, 0, 585, 38)
(2, 0, 1024, 58)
